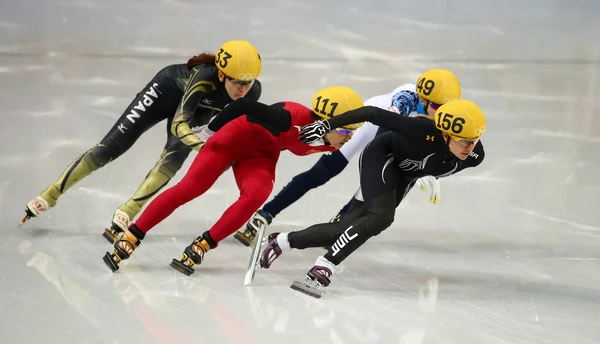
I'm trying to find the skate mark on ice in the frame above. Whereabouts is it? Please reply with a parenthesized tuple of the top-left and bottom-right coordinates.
(530, 294, 539, 322)
(92, 96, 117, 106)
(511, 207, 600, 232)
(360, 13, 503, 34)
(545, 257, 599, 261)
(0, 235, 13, 250)
(531, 130, 600, 143)
(0, 21, 18, 29)
(0, 180, 9, 206)
(57, 0, 97, 8)
(26, 99, 66, 117)
(76, 187, 128, 201)
(50, 74, 124, 86)
(464, 88, 578, 102)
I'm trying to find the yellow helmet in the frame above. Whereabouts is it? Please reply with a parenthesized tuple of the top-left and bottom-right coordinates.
(312, 86, 364, 130)
(215, 40, 262, 81)
(435, 99, 487, 141)
(416, 69, 461, 105)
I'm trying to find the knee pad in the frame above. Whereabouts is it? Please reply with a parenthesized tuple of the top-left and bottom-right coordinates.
(292, 151, 349, 188)
(364, 208, 395, 236)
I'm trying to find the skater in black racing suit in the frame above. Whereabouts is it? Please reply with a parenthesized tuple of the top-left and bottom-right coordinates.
(260, 99, 487, 295)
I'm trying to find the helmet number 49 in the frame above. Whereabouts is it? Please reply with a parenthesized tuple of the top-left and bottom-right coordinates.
(216, 48, 233, 69)
(417, 77, 435, 96)
(314, 96, 339, 117)
(436, 112, 465, 134)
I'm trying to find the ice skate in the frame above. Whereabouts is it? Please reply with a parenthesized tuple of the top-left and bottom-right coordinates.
(20, 196, 50, 226)
(259, 233, 282, 269)
(290, 257, 336, 299)
(170, 235, 211, 276)
(102, 209, 131, 244)
(235, 209, 273, 247)
(243, 220, 268, 286)
(103, 226, 144, 273)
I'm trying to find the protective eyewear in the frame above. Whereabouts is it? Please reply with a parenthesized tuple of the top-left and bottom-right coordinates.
(226, 76, 254, 87)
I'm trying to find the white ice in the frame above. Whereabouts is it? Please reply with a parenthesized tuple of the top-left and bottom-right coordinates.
(1, 0, 599, 343)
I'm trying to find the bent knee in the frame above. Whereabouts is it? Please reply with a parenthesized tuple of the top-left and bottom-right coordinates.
(240, 187, 272, 208)
(365, 208, 395, 236)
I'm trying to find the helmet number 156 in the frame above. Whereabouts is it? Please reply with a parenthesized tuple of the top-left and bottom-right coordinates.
(436, 112, 465, 134)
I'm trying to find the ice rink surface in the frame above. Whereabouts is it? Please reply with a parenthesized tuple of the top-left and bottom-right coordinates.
(1, 0, 599, 343)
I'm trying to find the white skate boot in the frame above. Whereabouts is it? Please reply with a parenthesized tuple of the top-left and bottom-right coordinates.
(20, 196, 51, 226)
(102, 209, 131, 244)
(234, 209, 273, 247)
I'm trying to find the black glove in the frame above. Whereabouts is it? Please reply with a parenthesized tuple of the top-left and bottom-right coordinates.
(299, 120, 332, 145)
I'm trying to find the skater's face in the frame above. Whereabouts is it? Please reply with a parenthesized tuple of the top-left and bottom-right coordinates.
(420, 96, 441, 119)
(444, 132, 477, 160)
(218, 71, 254, 100)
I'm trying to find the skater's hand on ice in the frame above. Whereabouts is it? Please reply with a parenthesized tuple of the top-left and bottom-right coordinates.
(324, 130, 352, 149)
(299, 120, 332, 145)
(416, 176, 441, 204)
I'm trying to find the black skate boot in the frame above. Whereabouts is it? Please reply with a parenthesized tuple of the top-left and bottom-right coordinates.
(259, 233, 282, 269)
(290, 257, 336, 299)
(170, 232, 216, 276)
(103, 225, 145, 273)
(234, 209, 273, 247)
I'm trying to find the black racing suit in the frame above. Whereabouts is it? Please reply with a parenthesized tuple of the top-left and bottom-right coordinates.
(36, 62, 261, 221)
(288, 106, 485, 265)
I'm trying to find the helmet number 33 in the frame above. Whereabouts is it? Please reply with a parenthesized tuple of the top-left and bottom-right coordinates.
(436, 112, 465, 134)
(417, 77, 435, 96)
(216, 48, 233, 69)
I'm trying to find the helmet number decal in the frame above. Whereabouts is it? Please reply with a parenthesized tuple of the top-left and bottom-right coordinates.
(417, 77, 435, 96)
(436, 112, 465, 134)
(314, 96, 339, 117)
(216, 48, 233, 69)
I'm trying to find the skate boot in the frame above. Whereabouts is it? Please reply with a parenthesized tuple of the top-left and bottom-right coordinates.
(259, 232, 282, 269)
(290, 256, 336, 299)
(20, 196, 51, 226)
(103, 225, 145, 273)
(102, 209, 131, 244)
(234, 209, 273, 247)
(170, 232, 215, 276)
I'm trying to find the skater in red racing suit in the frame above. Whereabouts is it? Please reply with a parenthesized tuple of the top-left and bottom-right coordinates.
(103, 86, 364, 275)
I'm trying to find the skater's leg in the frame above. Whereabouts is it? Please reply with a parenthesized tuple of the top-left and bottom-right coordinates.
(286, 197, 366, 250)
(23, 81, 168, 224)
(260, 197, 366, 269)
(262, 150, 348, 218)
(208, 156, 276, 243)
(114, 131, 192, 227)
(171, 155, 277, 275)
(238, 151, 348, 246)
(104, 141, 232, 272)
(133, 144, 232, 234)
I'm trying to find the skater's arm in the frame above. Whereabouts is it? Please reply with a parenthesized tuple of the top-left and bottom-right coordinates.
(326, 106, 413, 133)
(171, 68, 218, 151)
(207, 98, 292, 133)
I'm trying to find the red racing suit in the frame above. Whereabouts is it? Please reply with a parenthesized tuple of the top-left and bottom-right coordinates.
(134, 101, 335, 244)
